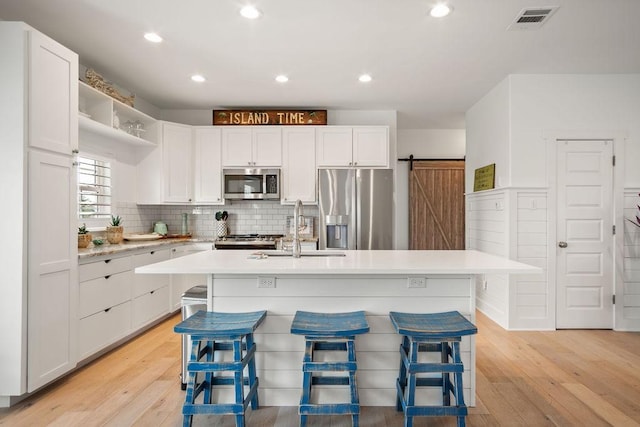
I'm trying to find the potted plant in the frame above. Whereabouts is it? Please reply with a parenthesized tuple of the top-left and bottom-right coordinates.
(78, 223, 92, 248)
(106, 215, 124, 244)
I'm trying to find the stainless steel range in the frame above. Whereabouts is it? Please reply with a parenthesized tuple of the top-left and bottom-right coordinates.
(214, 234, 284, 250)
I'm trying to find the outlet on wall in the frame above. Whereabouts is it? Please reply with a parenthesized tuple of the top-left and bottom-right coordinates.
(258, 276, 276, 288)
(407, 277, 426, 288)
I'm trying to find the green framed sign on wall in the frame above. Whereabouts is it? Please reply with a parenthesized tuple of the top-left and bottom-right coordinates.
(473, 163, 495, 192)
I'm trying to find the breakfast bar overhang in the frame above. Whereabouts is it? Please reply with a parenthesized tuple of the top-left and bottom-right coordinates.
(136, 249, 539, 406)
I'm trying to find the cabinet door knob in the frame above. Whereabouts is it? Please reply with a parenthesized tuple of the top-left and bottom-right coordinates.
(558, 241, 568, 248)
(72, 149, 79, 154)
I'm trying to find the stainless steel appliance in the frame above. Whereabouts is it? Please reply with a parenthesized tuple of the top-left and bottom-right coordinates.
(318, 169, 393, 250)
(223, 168, 280, 200)
(214, 234, 284, 250)
(180, 285, 207, 389)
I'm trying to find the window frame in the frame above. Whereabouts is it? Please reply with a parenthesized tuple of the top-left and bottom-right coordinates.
(77, 152, 114, 230)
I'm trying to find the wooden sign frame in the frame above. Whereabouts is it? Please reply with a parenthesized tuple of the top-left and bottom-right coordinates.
(213, 109, 327, 126)
(473, 163, 496, 192)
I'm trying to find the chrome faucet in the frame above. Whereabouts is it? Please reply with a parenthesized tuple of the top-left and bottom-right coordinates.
(292, 199, 304, 258)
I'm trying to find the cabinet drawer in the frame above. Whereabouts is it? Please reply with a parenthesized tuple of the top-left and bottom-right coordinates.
(133, 249, 171, 297)
(132, 285, 170, 328)
(78, 301, 132, 360)
(79, 270, 133, 318)
(132, 248, 171, 267)
(79, 256, 132, 282)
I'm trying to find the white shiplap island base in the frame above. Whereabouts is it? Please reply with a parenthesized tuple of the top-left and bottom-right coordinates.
(136, 250, 539, 407)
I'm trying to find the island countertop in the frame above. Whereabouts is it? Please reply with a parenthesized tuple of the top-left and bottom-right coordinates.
(135, 249, 540, 276)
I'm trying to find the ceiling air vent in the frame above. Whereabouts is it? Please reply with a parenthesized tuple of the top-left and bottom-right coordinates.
(507, 6, 559, 30)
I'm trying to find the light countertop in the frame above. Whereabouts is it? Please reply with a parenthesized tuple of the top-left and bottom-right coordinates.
(78, 238, 213, 260)
(135, 249, 541, 276)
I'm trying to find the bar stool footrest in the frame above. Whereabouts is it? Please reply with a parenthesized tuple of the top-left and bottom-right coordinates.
(300, 403, 360, 415)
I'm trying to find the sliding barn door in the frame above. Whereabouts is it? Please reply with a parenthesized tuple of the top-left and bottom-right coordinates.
(409, 160, 465, 250)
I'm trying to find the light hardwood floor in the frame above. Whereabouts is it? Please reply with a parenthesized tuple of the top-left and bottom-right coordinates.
(1, 311, 639, 426)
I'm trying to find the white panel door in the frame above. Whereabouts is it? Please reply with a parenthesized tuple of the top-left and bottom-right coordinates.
(282, 127, 316, 204)
(252, 127, 282, 167)
(556, 140, 613, 328)
(221, 127, 253, 166)
(193, 127, 223, 204)
(28, 150, 78, 391)
(162, 122, 192, 203)
(29, 29, 78, 155)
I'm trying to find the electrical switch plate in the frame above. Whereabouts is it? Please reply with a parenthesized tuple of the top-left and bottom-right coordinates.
(258, 276, 276, 288)
(407, 277, 426, 288)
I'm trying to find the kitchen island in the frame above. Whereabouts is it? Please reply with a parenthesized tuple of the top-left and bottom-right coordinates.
(136, 249, 538, 407)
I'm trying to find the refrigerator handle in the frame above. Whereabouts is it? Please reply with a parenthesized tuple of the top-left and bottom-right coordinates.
(355, 170, 361, 250)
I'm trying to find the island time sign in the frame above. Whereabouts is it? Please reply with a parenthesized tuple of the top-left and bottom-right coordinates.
(213, 109, 327, 126)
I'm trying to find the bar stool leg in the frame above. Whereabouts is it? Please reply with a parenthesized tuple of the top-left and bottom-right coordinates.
(396, 335, 409, 412)
(245, 333, 260, 410)
(452, 341, 466, 427)
(441, 341, 450, 406)
(299, 340, 314, 427)
(183, 338, 202, 427)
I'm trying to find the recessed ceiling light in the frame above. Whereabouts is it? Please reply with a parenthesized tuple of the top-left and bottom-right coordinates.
(191, 74, 206, 83)
(275, 75, 289, 83)
(144, 32, 163, 43)
(240, 5, 261, 19)
(358, 74, 372, 83)
(430, 4, 452, 18)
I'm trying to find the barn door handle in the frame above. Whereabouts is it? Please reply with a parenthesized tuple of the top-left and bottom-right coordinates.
(558, 241, 568, 248)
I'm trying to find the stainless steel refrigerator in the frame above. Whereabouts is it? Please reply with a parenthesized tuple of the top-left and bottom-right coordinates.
(318, 169, 394, 250)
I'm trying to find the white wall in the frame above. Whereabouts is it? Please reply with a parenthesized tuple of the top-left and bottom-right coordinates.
(510, 74, 640, 187)
(465, 78, 511, 193)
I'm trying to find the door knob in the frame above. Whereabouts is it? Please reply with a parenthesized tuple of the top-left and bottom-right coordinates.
(558, 241, 568, 248)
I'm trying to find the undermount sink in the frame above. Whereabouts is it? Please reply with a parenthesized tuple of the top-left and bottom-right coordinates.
(255, 250, 346, 257)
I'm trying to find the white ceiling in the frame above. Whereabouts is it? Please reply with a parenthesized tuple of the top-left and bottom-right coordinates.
(1, 0, 639, 129)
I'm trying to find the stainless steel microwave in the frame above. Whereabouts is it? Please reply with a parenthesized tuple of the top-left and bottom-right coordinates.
(223, 168, 280, 200)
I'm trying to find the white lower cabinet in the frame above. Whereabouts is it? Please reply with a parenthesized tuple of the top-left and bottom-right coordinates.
(132, 248, 171, 328)
(77, 246, 173, 362)
(78, 255, 133, 360)
(78, 301, 132, 360)
(132, 285, 170, 327)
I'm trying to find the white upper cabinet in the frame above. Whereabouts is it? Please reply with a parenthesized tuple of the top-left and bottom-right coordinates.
(222, 126, 282, 167)
(316, 126, 389, 168)
(137, 122, 224, 205)
(162, 122, 193, 203)
(193, 127, 224, 204)
(137, 121, 192, 204)
(29, 29, 78, 155)
(315, 127, 353, 167)
(282, 127, 317, 204)
(352, 126, 389, 167)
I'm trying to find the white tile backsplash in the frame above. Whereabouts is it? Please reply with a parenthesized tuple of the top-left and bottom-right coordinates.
(115, 201, 318, 239)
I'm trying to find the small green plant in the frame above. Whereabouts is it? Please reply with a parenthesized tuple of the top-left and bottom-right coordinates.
(215, 211, 228, 221)
(109, 215, 122, 226)
(92, 239, 104, 246)
(78, 223, 89, 234)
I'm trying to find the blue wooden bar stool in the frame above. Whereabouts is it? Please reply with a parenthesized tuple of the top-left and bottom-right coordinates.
(389, 311, 478, 427)
(290, 310, 370, 427)
(174, 310, 267, 427)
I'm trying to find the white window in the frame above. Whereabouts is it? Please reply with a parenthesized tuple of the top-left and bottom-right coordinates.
(78, 155, 112, 220)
